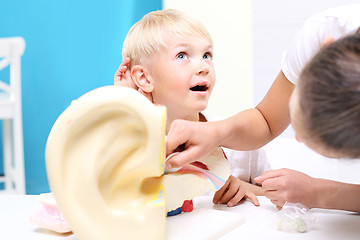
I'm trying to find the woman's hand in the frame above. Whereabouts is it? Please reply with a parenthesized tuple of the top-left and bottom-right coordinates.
(165, 120, 222, 169)
(255, 168, 317, 209)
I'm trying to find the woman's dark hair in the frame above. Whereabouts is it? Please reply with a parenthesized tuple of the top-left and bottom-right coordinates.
(298, 34, 360, 158)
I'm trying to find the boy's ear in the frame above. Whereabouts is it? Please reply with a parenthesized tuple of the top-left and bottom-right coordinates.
(131, 65, 154, 93)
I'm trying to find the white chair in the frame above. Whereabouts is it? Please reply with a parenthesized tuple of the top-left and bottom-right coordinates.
(0, 37, 26, 194)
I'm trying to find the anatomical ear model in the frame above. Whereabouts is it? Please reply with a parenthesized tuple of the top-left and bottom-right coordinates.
(46, 86, 230, 240)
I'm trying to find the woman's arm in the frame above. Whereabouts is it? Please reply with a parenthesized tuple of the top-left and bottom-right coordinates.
(221, 71, 294, 149)
(314, 179, 360, 212)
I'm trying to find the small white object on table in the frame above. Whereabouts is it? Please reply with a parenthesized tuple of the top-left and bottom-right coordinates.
(0, 194, 359, 240)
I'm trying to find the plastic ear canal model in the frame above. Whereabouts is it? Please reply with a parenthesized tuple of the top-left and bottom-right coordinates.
(45, 86, 167, 240)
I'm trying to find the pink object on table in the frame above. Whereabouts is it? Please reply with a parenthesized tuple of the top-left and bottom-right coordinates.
(29, 192, 71, 233)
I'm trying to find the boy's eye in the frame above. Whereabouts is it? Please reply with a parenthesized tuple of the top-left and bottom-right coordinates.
(176, 52, 188, 60)
(203, 52, 212, 60)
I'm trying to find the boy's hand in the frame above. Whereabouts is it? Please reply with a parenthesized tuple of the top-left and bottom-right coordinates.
(255, 168, 316, 209)
(114, 56, 135, 88)
(213, 175, 260, 207)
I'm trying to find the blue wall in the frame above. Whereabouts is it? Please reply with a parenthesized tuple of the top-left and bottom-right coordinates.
(0, 0, 162, 194)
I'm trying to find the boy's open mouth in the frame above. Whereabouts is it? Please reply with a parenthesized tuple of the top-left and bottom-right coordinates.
(190, 84, 208, 92)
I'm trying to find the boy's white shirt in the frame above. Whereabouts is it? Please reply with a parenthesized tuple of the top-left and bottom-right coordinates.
(281, 4, 360, 85)
(203, 113, 271, 185)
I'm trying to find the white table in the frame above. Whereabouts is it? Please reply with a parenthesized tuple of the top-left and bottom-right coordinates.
(1, 194, 359, 240)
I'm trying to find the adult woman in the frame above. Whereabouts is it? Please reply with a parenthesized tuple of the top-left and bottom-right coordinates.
(256, 34, 360, 212)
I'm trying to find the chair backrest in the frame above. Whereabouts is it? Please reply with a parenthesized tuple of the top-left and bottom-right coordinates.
(0, 37, 25, 58)
(0, 37, 26, 194)
(0, 37, 25, 98)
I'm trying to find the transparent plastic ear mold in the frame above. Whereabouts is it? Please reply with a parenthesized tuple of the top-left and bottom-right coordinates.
(275, 202, 316, 233)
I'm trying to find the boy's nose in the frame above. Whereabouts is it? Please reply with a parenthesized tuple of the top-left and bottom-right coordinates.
(196, 61, 210, 75)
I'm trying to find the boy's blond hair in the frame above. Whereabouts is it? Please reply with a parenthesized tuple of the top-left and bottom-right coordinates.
(122, 9, 213, 67)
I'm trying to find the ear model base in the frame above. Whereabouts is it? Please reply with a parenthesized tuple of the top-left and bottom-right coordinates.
(46, 86, 167, 240)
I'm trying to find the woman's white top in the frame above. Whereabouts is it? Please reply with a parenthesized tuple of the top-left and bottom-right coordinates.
(281, 4, 360, 84)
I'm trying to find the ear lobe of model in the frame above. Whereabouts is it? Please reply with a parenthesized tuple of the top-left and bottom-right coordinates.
(46, 86, 167, 240)
(131, 65, 154, 93)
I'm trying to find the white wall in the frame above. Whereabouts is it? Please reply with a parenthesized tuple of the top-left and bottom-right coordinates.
(163, 0, 253, 118)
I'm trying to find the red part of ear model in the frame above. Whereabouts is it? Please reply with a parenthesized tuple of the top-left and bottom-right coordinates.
(181, 200, 193, 212)
(190, 161, 210, 170)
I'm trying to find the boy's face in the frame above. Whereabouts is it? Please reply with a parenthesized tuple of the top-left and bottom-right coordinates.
(147, 32, 215, 120)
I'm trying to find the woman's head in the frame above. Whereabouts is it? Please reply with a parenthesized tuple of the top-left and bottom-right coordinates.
(122, 9, 213, 68)
(290, 34, 360, 158)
